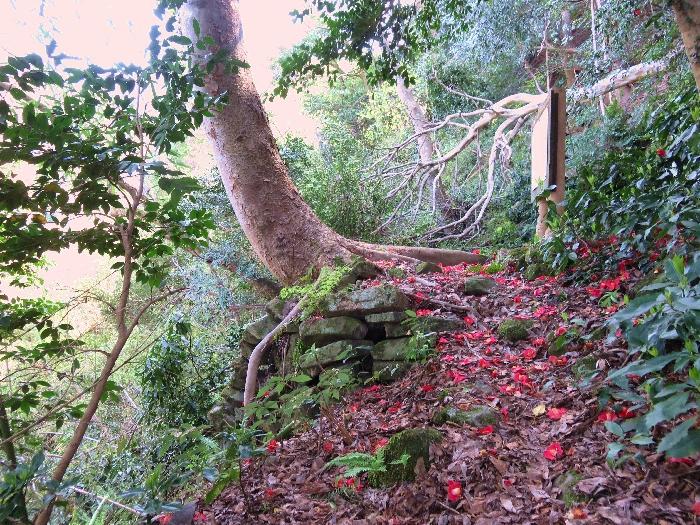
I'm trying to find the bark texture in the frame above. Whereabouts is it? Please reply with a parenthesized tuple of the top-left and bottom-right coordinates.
(182, 0, 481, 285)
(672, 0, 700, 91)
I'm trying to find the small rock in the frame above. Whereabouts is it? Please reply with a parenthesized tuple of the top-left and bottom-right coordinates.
(368, 428, 442, 486)
(416, 261, 442, 274)
(497, 318, 533, 342)
(432, 405, 499, 426)
(463, 276, 498, 296)
(411, 315, 463, 333)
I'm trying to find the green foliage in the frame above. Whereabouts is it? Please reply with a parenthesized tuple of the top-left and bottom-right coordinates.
(542, 84, 700, 271)
(603, 254, 700, 458)
(140, 318, 238, 427)
(280, 265, 351, 316)
(325, 451, 392, 478)
(274, 0, 476, 97)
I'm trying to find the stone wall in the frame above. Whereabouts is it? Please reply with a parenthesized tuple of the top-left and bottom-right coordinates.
(208, 283, 464, 428)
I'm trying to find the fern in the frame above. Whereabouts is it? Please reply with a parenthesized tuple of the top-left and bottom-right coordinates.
(280, 265, 350, 317)
(325, 452, 387, 477)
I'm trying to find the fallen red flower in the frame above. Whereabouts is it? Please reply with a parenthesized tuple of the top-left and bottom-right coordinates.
(447, 480, 462, 502)
(416, 308, 432, 317)
(267, 439, 280, 453)
(532, 337, 546, 347)
(447, 370, 468, 384)
(373, 438, 389, 452)
(521, 348, 537, 360)
(657, 148, 666, 157)
(387, 402, 402, 414)
(476, 425, 494, 435)
(193, 511, 208, 522)
(547, 407, 567, 420)
(617, 406, 636, 419)
(322, 441, 334, 453)
(500, 406, 509, 421)
(692, 501, 700, 516)
(548, 355, 568, 366)
(463, 316, 475, 326)
(420, 384, 435, 392)
(668, 457, 694, 466)
(597, 410, 618, 423)
(543, 441, 564, 461)
(555, 326, 567, 337)
(513, 295, 522, 304)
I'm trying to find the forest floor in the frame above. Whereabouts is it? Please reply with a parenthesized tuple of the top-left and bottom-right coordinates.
(192, 253, 698, 524)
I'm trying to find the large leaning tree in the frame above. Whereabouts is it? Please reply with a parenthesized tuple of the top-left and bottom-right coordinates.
(177, 0, 481, 285)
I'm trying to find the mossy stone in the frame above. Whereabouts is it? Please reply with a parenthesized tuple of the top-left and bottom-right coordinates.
(368, 428, 442, 487)
(365, 311, 407, 324)
(415, 261, 442, 274)
(299, 339, 373, 375)
(463, 276, 498, 296)
(497, 318, 533, 342)
(524, 263, 552, 281)
(325, 285, 409, 316)
(411, 316, 463, 333)
(432, 405, 499, 426)
(299, 316, 368, 346)
(387, 267, 407, 279)
(383, 323, 410, 338)
(572, 355, 597, 379)
(555, 470, 585, 508)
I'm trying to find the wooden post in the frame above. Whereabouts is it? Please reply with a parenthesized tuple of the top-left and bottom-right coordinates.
(531, 88, 566, 238)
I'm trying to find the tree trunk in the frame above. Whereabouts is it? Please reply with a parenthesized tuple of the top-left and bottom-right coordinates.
(395, 77, 451, 215)
(181, 0, 481, 285)
(671, 0, 700, 91)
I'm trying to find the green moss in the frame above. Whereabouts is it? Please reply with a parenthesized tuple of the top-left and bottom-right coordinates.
(463, 276, 498, 296)
(497, 319, 533, 342)
(572, 355, 597, 379)
(483, 261, 505, 274)
(524, 262, 552, 281)
(555, 470, 585, 508)
(387, 266, 407, 279)
(432, 405, 498, 426)
(368, 428, 442, 487)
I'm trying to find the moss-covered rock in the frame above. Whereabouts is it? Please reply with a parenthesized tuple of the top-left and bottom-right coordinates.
(415, 261, 442, 274)
(299, 339, 372, 375)
(497, 318, 533, 342)
(368, 428, 442, 487)
(299, 316, 368, 346)
(463, 276, 498, 296)
(383, 323, 410, 338)
(432, 405, 499, 426)
(555, 470, 585, 508)
(325, 285, 409, 316)
(386, 267, 407, 279)
(524, 262, 553, 281)
(572, 355, 597, 379)
(411, 316, 463, 333)
(365, 311, 407, 324)
(372, 337, 413, 361)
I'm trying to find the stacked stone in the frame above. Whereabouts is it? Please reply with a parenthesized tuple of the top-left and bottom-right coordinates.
(210, 268, 484, 428)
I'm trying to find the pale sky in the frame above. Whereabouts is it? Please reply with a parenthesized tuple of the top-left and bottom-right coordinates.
(0, 0, 317, 138)
(0, 0, 318, 299)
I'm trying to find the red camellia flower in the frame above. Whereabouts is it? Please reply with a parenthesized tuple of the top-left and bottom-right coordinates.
(503, 478, 514, 487)
(266, 439, 280, 453)
(264, 488, 276, 500)
(513, 295, 523, 304)
(416, 308, 432, 317)
(521, 347, 537, 360)
(421, 384, 435, 392)
(447, 480, 462, 502)
(447, 369, 468, 384)
(597, 410, 618, 423)
(555, 326, 567, 337)
(158, 514, 173, 525)
(547, 407, 568, 420)
(657, 148, 666, 157)
(323, 441, 334, 453)
(692, 501, 700, 516)
(633, 8, 641, 16)
(532, 337, 546, 347)
(463, 316, 475, 326)
(193, 511, 208, 522)
(668, 457, 694, 466)
(543, 441, 564, 461)
(476, 425, 494, 436)
(471, 249, 481, 255)
(548, 355, 568, 366)
(617, 406, 636, 419)
(387, 402, 402, 414)
(501, 406, 509, 421)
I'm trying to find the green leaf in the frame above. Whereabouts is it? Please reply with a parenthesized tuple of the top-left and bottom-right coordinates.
(604, 421, 625, 437)
(644, 392, 695, 428)
(193, 18, 201, 37)
(657, 417, 697, 453)
(663, 430, 700, 458)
